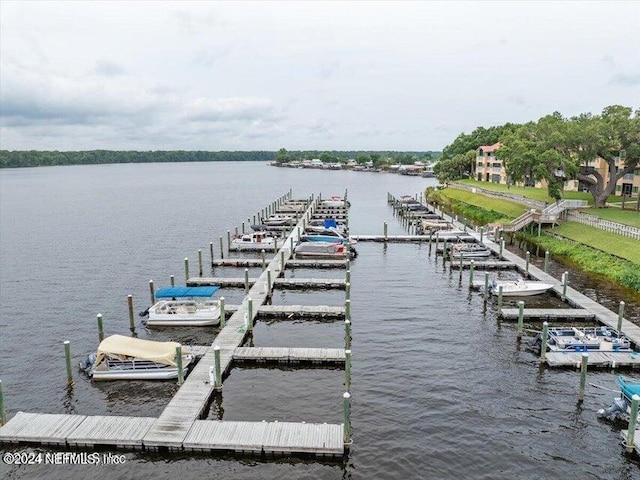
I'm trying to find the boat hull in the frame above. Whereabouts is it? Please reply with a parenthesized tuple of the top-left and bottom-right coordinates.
(229, 239, 282, 251)
(147, 301, 220, 326)
(91, 356, 195, 381)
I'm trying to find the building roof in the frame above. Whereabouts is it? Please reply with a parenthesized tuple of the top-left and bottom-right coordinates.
(478, 142, 502, 153)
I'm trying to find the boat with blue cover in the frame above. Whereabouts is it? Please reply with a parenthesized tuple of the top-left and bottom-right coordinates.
(598, 376, 640, 421)
(547, 326, 632, 352)
(144, 286, 221, 326)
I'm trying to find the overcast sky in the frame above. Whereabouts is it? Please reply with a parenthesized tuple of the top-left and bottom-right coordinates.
(1, 1, 638, 151)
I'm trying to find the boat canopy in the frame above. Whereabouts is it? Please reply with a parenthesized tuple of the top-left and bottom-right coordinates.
(324, 219, 337, 228)
(155, 286, 220, 299)
(618, 375, 640, 399)
(95, 334, 189, 367)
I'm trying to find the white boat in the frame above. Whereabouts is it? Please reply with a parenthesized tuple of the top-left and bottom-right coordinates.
(320, 196, 349, 208)
(81, 335, 194, 381)
(300, 227, 357, 245)
(145, 286, 221, 326)
(262, 214, 295, 226)
(449, 243, 492, 258)
(490, 279, 554, 296)
(546, 326, 631, 352)
(229, 231, 283, 251)
(294, 241, 355, 259)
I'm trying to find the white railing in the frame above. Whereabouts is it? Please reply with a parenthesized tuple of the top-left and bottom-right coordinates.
(502, 210, 535, 232)
(542, 199, 588, 216)
(566, 211, 640, 240)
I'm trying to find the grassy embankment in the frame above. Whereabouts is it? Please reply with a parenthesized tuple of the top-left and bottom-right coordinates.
(426, 185, 640, 292)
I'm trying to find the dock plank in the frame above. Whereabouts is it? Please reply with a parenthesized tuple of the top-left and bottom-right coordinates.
(188, 277, 346, 290)
(545, 351, 640, 368)
(66, 416, 156, 448)
(233, 347, 345, 363)
(499, 308, 595, 321)
(0, 412, 86, 446)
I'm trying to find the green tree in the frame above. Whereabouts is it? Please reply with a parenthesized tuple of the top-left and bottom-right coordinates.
(356, 154, 371, 165)
(320, 151, 336, 163)
(276, 147, 289, 163)
(434, 150, 475, 183)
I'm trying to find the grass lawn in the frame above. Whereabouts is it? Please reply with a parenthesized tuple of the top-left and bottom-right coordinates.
(436, 187, 526, 219)
(551, 222, 640, 264)
(458, 179, 594, 204)
(582, 207, 640, 228)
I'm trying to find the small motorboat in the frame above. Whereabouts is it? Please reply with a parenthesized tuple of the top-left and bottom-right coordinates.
(229, 231, 283, 251)
(300, 227, 357, 245)
(262, 214, 296, 226)
(598, 376, 640, 421)
(489, 279, 554, 297)
(546, 326, 632, 352)
(306, 218, 347, 234)
(448, 243, 492, 258)
(80, 335, 194, 381)
(320, 196, 350, 208)
(143, 286, 221, 326)
(294, 241, 356, 259)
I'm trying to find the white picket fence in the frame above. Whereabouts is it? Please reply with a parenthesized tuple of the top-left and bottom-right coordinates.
(567, 211, 640, 240)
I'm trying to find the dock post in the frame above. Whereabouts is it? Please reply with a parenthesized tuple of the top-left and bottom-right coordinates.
(544, 251, 550, 273)
(127, 295, 135, 331)
(219, 236, 224, 259)
(497, 285, 504, 311)
(483, 273, 489, 303)
(261, 249, 266, 269)
(480, 227, 484, 242)
(525, 251, 530, 278)
(469, 260, 474, 288)
(267, 270, 272, 296)
(280, 251, 285, 271)
(463, 217, 467, 232)
(214, 346, 222, 391)
(562, 271, 568, 301)
(442, 238, 448, 263)
(170, 275, 175, 287)
(517, 301, 524, 338)
(0, 380, 5, 426)
(428, 232, 432, 256)
(244, 268, 249, 294)
(499, 239, 505, 259)
(343, 392, 351, 444)
(345, 349, 352, 392)
(184, 258, 189, 284)
(345, 319, 351, 350)
(227, 230, 231, 252)
(346, 269, 351, 284)
(176, 345, 184, 386)
(345, 282, 351, 301)
(618, 301, 625, 333)
(95, 314, 105, 342)
(540, 322, 548, 362)
(383, 222, 388, 242)
(235, 226, 238, 236)
(345, 299, 351, 321)
(290, 236, 294, 252)
(220, 297, 225, 328)
(537, 222, 542, 237)
(248, 298, 253, 331)
(242, 222, 245, 234)
(149, 280, 155, 305)
(198, 249, 203, 276)
(626, 395, 640, 453)
(64, 340, 73, 386)
(458, 253, 463, 282)
(210, 242, 214, 266)
(578, 353, 588, 401)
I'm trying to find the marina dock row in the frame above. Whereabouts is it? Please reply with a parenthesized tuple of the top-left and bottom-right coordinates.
(0, 192, 352, 456)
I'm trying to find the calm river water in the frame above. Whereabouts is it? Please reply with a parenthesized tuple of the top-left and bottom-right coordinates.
(1, 162, 639, 480)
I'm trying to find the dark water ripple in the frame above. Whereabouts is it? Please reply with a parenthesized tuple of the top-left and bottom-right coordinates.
(1, 163, 639, 480)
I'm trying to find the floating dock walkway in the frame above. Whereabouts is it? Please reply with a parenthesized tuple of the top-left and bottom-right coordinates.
(0, 193, 351, 457)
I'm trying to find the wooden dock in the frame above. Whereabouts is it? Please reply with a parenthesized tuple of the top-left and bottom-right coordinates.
(188, 277, 346, 290)
(233, 347, 345, 363)
(450, 260, 516, 270)
(223, 305, 345, 320)
(545, 351, 640, 368)
(499, 308, 596, 321)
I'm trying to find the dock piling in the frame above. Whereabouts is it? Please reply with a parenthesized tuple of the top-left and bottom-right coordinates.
(149, 280, 155, 305)
(267, 270, 272, 296)
(185, 258, 190, 284)
(64, 340, 73, 386)
(244, 268, 249, 294)
(345, 282, 350, 301)
(562, 271, 568, 301)
(468, 261, 474, 288)
(345, 299, 351, 321)
(483, 273, 489, 303)
(280, 251, 285, 271)
(499, 239, 505, 259)
(345, 350, 352, 392)
(517, 301, 524, 337)
(578, 353, 588, 401)
(219, 236, 224, 259)
(544, 251, 550, 273)
(214, 346, 222, 391)
(210, 242, 214, 266)
(497, 285, 503, 311)
(345, 319, 351, 350)
(261, 249, 266, 269)
(0, 380, 5, 426)
(97, 314, 104, 342)
(626, 395, 640, 453)
(198, 249, 203, 277)
(248, 298, 253, 331)
(220, 297, 225, 328)
(227, 230, 231, 252)
(176, 345, 184, 386)
(540, 322, 548, 362)
(383, 222, 388, 242)
(458, 253, 463, 282)
(525, 251, 530, 278)
(170, 275, 175, 287)
(618, 301, 625, 333)
(127, 295, 135, 331)
(343, 392, 351, 445)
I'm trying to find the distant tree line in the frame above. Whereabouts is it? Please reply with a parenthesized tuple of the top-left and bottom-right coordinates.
(434, 105, 639, 207)
(0, 150, 277, 168)
(0, 149, 442, 169)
